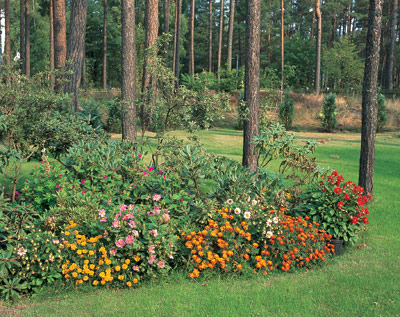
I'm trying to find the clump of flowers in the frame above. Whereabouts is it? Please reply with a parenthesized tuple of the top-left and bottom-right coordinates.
(294, 171, 371, 244)
(181, 199, 333, 278)
(60, 200, 178, 288)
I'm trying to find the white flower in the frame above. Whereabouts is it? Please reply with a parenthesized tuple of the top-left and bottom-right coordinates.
(266, 219, 272, 227)
(244, 211, 251, 219)
(246, 197, 251, 203)
(234, 207, 241, 215)
(251, 199, 258, 206)
(226, 199, 234, 205)
(41, 148, 46, 153)
(273, 217, 279, 224)
(266, 231, 273, 239)
(17, 247, 27, 256)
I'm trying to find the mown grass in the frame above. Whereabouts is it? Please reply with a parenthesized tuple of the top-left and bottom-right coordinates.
(5, 130, 400, 316)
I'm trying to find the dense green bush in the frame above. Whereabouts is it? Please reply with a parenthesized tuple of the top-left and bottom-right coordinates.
(377, 93, 388, 132)
(320, 93, 337, 132)
(278, 89, 295, 130)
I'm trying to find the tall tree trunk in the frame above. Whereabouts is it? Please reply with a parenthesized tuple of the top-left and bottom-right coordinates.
(347, 2, 352, 34)
(311, 2, 315, 38)
(164, 0, 170, 65)
(25, 0, 30, 77)
(385, 0, 398, 90)
(4, 0, 11, 71)
(267, 0, 271, 62)
(242, 0, 260, 172)
(226, 0, 235, 71)
(141, 0, 159, 132)
(50, 0, 55, 88)
(103, 0, 108, 90)
(315, 0, 322, 95)
(53, 0, 67, 91)
(20, 0, 25, 74)
(217, 0, 224, 82)
(189, 0, 195, 74)
(174, 0, 182, 82)
(121, 0, 137, 141)
(280, 0, 284, 95)
(359, 0, 383, 195)
(208, 0, 213, 72)
(64, 0, 89, 111)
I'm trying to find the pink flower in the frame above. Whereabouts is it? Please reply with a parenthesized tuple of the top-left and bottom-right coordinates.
(132, 265, 140, 271)
(162, 175, 166, 179)
(148, 255, 156, 265)
(81, 191, 86, 194)
(152, 194, 161, 202)
(149, 245, 156, 254)
(104, 230, 108, 237)
(128, 220, 136, 228)
(100, 217, 107, 223)
(59, 174, 63, 177)
(128, 204, 135, 211)
(162, 214, 170, 222)
(116, 239, 126, 248)
(180, 198, 183, 202)
(98, 209, 106, 217)
(52, 239, 60, 244)
(103, 176, 107, 179)
(17, 247, 27, 256)
(132, 230, 139, 237)
(148, 167, 154, 172)
(159, 170, 163, 174)
(81, 180, 85, 185)
(110, 248, 117, 256)
(157, 260, 165, 269)
(112, 220, 120, 228)
(113, 168, 118, 172)
(138, 154, 142, 158)
(133, 185, 137, 189)
(125, 235, 134, 245)
(150, 229, 158, 237)
(107, 199, 112, 206)
(120, 204, 127, 212)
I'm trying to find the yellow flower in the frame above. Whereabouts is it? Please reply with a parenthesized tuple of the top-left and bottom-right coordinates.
(83, 276, 89, 281)
(88, 250, 95, 256)
(84, 260, 89, 265)
(105, 259, 111, 265)
(101, 280, 106, 285)
(99, 272, 105, 278)
(133, 278, 138, 284)
(105, 268, 111, 274)
(70, 244, 77, 251)
(89, 264, 95, 270)
(72, 272, 78, 278)
(124, 259, 130, 265)
(99, 260, 104, 265)
(93, 280, 99, 286)
(118, 275, 124, 280)
(115, 266, 121, 272)
(122, 264, 128, 270)
(77, 250, 83, 255)
(64, 231, 70, 236)
(134, 256, 140, 262)
(127, 281, 132, 287)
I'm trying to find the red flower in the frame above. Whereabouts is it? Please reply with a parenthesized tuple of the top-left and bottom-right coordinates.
(364, 208, 370, 215)
(334, 187, 342, 194)
(351, 217, 359, 224)
(332, 171, 338, 176)
(337, 201, 344, 209)
(344, 193, 350, 201)
(362, 216, 369, 224)
(322, 188, 326, 192)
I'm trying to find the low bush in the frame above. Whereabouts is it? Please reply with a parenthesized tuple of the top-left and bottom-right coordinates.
(377, 93, 387, 132)
(278, 89, 295, 130)
(319, 93, 337, 132)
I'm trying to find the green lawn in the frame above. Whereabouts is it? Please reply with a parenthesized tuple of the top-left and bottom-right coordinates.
(5, 130, 400, 316)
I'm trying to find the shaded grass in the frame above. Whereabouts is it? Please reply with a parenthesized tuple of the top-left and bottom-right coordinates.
(8, 129, 400, 316)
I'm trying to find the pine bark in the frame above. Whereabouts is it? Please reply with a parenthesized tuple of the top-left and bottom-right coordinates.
(121, 0, 137, 141)
(208, 0, 213, 72)
(359, 0, 383, 195)
(25, 0, 30, 77)
(20, 0, 25, 74)
(315, 0, 322, 95)
(242, 0, 260, 172)
(189, 0, 195, 74)
(64, 0, 89, 111)
(141, 0, 159, 132)
(53, 0, 67, 91)
(280, 0, 284, 95)
(50, 0, 55, 88)
(385, 0, 398, 90)
(217, 0, 224, 82)
(103, 0, 108, 90)
(4, 0, 11, 69)
(164, 0, 170, 65)
(174, 0, 182, 81)
(227, 0, 235, 71)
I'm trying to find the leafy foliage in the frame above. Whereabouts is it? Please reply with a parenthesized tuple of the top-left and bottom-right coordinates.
(278, 89, 295, 129)
(377, 93, 388, 132)
(319, 93, 337, 132)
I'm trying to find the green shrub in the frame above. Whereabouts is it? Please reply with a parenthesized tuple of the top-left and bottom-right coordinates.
(278, 89, 295, 129)
(105, 99, 123, 133)
(320, 93, 337, 132)
(377, 93, 388, 132)
(78, 99, 105, 130)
